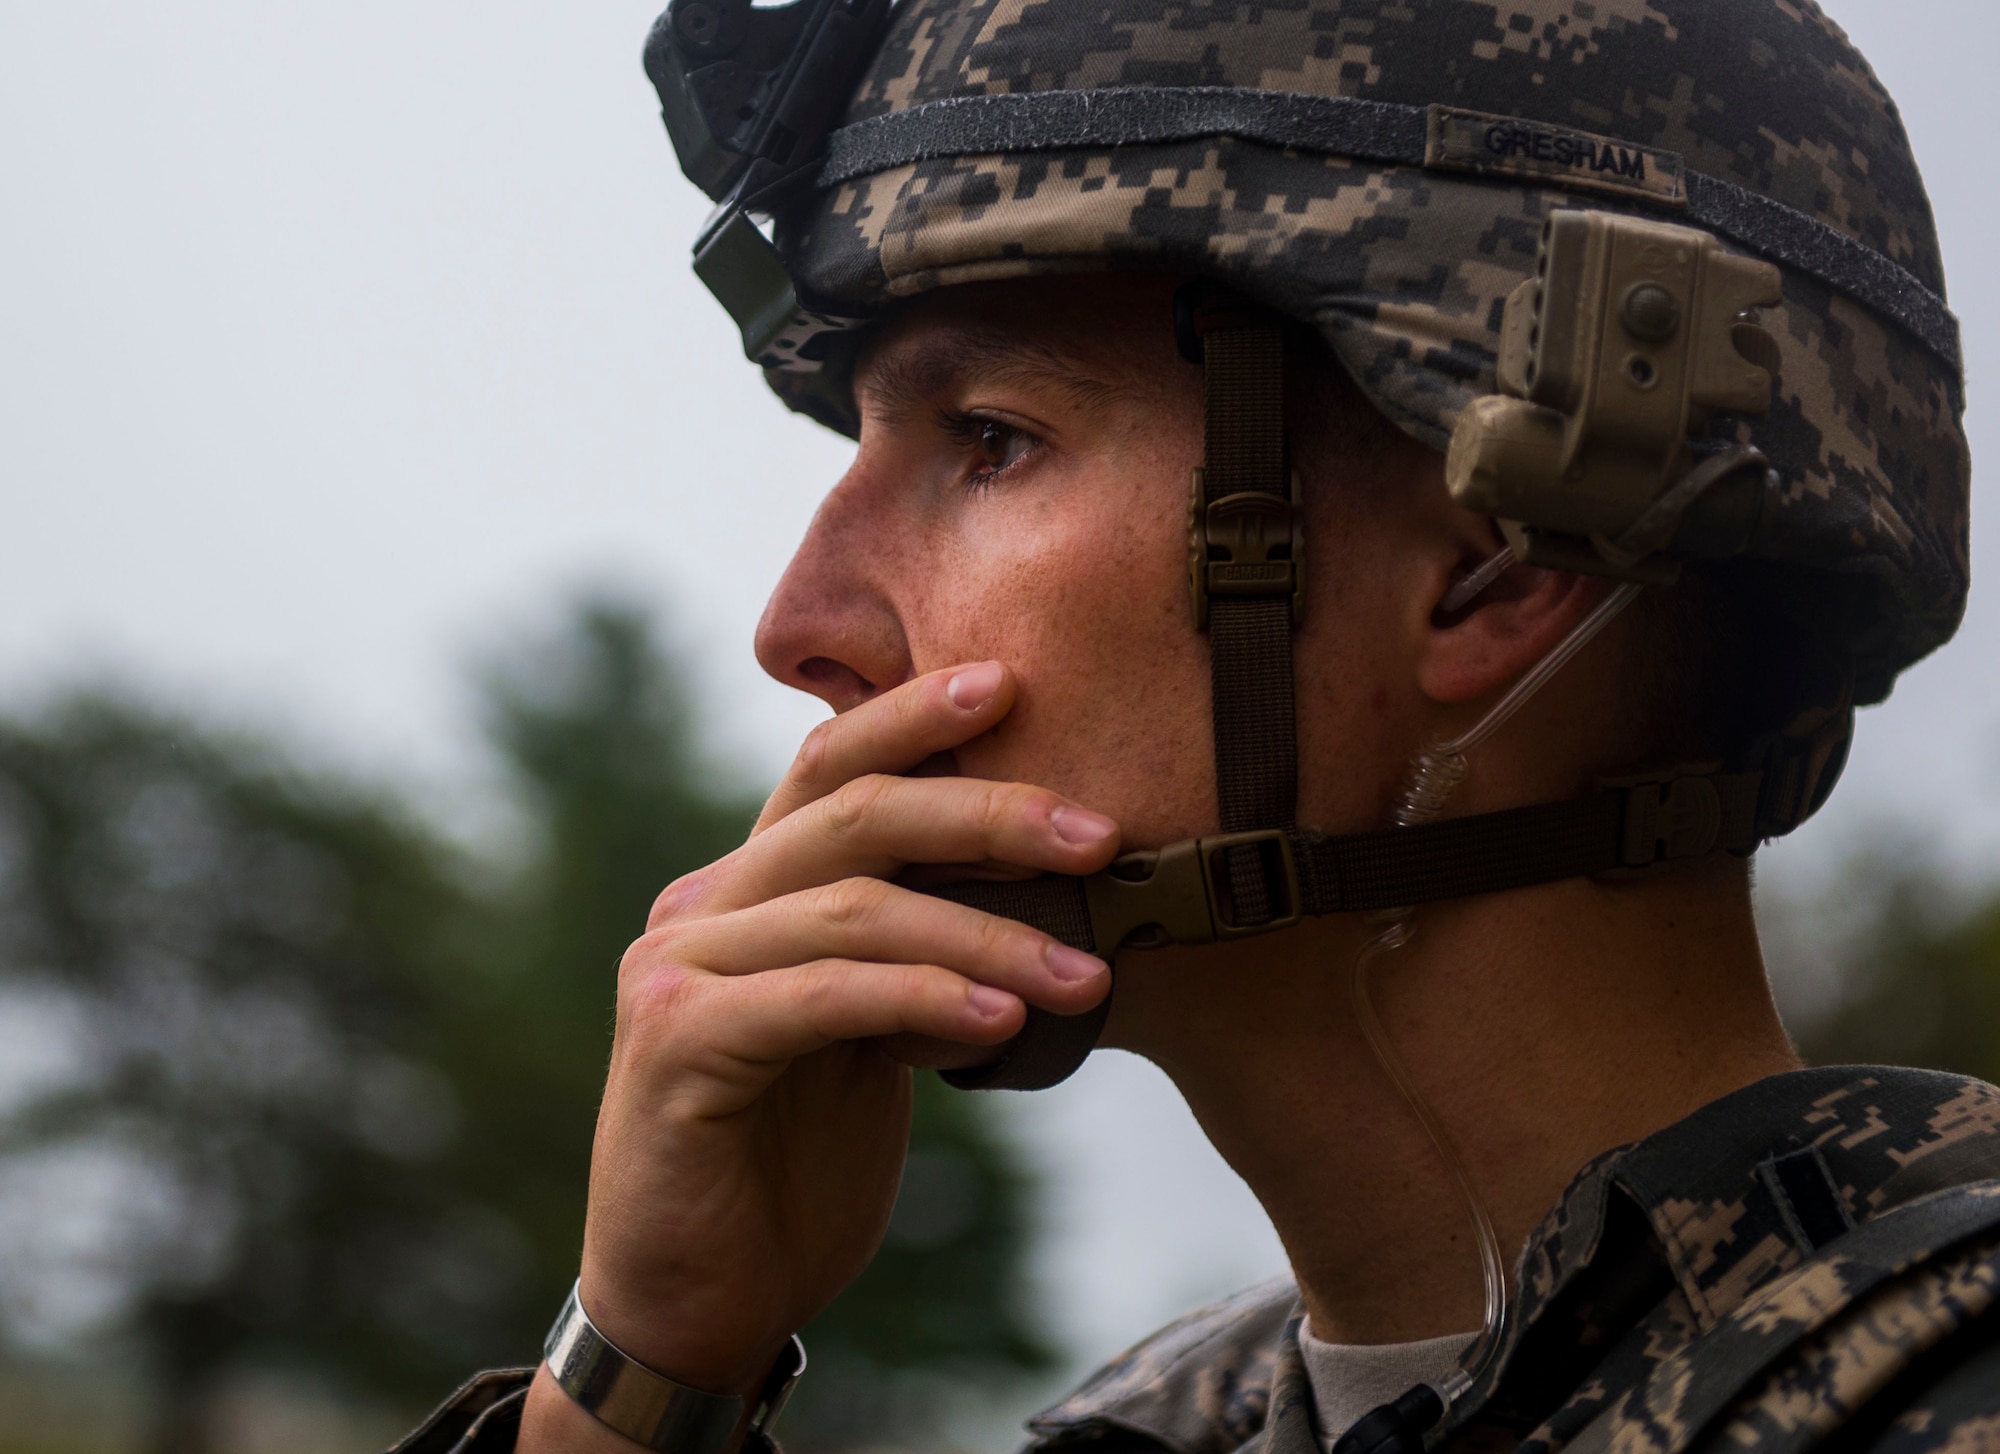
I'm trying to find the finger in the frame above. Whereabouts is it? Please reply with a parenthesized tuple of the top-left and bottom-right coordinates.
(651, 960, 1028, 1068)
(755, 662, 1015, 833)
(699, 773, 1120, 916)
(874, 1031, 1006, 1071)
(645, 877, 1110, 1012)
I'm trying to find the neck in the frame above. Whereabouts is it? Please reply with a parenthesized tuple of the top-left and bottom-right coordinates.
(1102, 854, 1799, 1345)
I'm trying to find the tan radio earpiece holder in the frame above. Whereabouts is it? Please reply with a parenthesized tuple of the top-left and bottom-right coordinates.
(1445, 210, 1783, 583)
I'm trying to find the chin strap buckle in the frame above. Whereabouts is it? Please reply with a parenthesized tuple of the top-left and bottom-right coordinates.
(1599, 764, 1765, 871)
(1082, 829, 1302, 952)
(1618, 772, 1724, 867)
(1189, 468, 1306, 630)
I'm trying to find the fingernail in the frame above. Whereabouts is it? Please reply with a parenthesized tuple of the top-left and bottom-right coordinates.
(1046, 944, 1108, 983)
(946, 662, 1004, 711)
(967, 984, 1018, 1018)
(1050, 805, 1117, 846)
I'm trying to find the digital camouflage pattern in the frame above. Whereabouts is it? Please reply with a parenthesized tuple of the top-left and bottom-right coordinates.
(762, 0, 1971, 705)
(389, 1066, 2000, 1454)
(1021, 1066, 2000, 1454)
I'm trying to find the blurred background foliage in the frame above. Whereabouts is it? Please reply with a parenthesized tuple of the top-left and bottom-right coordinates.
(1772, 858, 2000, 1088)
(0, 601, 1049, 1454)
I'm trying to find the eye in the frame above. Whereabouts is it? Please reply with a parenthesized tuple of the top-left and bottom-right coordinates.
(944, 412, 1041, 488)
(973, 419, 1034, 475)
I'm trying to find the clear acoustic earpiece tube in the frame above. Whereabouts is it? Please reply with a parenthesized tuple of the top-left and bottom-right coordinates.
(1355, 576, 1643, 1404)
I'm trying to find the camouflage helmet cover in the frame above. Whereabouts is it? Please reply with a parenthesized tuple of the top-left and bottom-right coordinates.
(757, 0, 1969, 707)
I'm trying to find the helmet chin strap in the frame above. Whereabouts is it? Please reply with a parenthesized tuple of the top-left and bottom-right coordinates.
(931, 290, 1845, 1095)
(938, 287, 1306, 1090)
(1180, 288, 1303, 929)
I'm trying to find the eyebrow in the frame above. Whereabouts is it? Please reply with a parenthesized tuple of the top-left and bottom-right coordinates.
(857, 325, 1131, 423)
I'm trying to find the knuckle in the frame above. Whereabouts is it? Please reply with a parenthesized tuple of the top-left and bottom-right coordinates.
(618, 956, 702, 1033)
(897, 958, 944, 997)
(969, 910, 1020, 961)
(817, 876, 887, 933)
(902, 963, 954, 1018)
(618, 926, 685, 988)
(869, 962, 935, 1028)
(902, 677, 948, 730)
(617, 931, 659, 982)
(791, 961, 850, 1034)
(823, 772, 892, 835)
(980, 780, 1047, 834)
(646, 870, 709, 930)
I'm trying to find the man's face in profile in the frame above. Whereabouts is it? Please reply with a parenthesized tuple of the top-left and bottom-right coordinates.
(753, 273, 1452, 853)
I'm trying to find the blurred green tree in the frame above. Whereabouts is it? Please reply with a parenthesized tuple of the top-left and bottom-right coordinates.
(0, 698, 490, 1453)
(0, 600, 1053, 1453)
(1789, 866, 2000, 1083)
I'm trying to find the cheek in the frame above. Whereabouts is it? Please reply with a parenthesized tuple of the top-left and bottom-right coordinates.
(913, 471, 1217, 841)
(1292, 533, 1425, 830)
(909, 480, 1428, 839)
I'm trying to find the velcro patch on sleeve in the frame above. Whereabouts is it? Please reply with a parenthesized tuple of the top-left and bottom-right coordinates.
(1425, 105, 1687, 207)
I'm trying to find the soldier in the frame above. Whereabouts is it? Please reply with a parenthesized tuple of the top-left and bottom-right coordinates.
(399, 1, 1995, 1451)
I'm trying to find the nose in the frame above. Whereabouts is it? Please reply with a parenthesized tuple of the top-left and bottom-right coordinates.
(754, 452, 915, 714)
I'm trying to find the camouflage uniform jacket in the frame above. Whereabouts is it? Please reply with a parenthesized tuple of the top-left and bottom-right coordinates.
(1025, 1066, 2000, 1454)
(395, 1066, 2000, 1454)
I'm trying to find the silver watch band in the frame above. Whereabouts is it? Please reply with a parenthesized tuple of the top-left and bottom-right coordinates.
(543, 1283, 805, 1453)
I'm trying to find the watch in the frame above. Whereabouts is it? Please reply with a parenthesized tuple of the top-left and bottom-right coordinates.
(543, 1283, 805, 1453)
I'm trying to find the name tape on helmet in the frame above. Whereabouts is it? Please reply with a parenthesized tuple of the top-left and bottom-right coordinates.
(1424, 107, 1687, 209)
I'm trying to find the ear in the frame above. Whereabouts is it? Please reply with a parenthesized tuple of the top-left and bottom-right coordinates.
(1417, 546, 1611, 707)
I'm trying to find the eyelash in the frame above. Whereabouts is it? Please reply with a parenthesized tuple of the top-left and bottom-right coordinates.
(940, 411, 1041, 491)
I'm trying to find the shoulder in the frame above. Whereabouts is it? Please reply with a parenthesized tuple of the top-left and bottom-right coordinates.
(1570, 1179, 2000, 1454)
(1023, 1275, 1299, 1453)
(1737, 1184, 2000, 1451)
(1864, 1332, 2000, 1453)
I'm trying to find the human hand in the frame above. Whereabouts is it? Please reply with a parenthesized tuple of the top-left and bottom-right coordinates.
(517, 662, 1117, 1448)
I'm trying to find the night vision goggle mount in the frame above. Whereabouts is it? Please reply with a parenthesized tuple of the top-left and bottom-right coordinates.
(1446, 211, 1786, 584)
(644, 0, 890, 363)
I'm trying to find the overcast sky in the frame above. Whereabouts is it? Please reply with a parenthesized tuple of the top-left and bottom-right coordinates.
(3, 0, 1994, 1387)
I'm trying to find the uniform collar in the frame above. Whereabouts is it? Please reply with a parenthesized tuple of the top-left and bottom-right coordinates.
(1025, 1067, 2000, 1454)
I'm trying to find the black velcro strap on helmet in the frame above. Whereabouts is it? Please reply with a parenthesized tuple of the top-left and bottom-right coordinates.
(819, 87, 1960, 372)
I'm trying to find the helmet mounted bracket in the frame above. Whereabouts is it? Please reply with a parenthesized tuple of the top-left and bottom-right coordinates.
(1447, 211, 1786, 584)
(648, 0, 890, 404)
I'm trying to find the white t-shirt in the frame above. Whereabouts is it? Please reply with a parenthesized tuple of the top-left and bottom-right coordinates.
(1298, 1317, 1477, 1451)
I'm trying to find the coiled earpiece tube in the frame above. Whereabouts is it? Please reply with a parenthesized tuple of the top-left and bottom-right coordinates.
(1355, 579, 1642, 1406)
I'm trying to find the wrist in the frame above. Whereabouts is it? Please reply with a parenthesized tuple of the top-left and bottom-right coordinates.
(577, 1265, 793, 1398)
(542, 1282, 804, 1454)
(520, 1366, 641, 1454)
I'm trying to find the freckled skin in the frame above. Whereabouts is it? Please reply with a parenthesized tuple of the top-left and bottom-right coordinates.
(516, 274, 1800, 1453)
(756, 284, 1211, 846)
(755, 277, 1440, 851)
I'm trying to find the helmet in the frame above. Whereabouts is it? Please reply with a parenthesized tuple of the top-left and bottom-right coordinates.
(643, 0, 1970, 1089)
(652, 0, 1967, 707)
